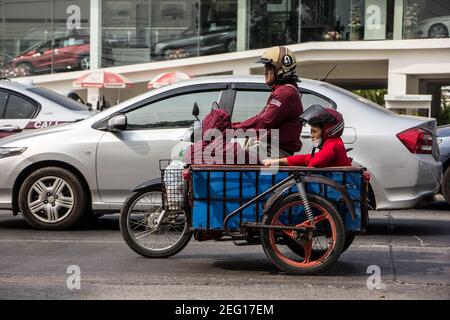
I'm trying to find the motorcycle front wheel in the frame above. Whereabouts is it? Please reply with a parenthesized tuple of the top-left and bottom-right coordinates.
(119, 190, 191, 258)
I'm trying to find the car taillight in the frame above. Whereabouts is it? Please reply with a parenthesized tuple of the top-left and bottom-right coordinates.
(396, 127, 433, 154)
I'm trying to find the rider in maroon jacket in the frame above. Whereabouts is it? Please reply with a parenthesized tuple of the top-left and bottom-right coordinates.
(232, 46, 303, 156)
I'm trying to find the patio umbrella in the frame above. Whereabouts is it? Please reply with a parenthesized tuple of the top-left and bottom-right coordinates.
(147, 71, 191, 89)
(73, 70, 133, 105)
(73, 70, 133, 88)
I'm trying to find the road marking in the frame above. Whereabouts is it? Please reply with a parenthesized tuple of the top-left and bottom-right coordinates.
(413, 236, 425, 247)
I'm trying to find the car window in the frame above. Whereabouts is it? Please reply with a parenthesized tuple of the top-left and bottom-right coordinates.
(0, 90, 8, 118)
(27, 87, 89, 111)
(38, 41, 52, 52)
(125, 90, 222, 130)
(63, 38, 86, 47)
(4, 94, 37, 119)
(438, 126, 450, 137)
(232, 90, 270, 122)
(231, 89, 335, 122)
(301, 92, 335, 110)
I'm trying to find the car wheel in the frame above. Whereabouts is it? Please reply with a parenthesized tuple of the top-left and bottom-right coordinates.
(428, 24, 449, 38)
(18, 167, 88, 230)
(441, 167, 450, 205)
(79, 55, 90, 70)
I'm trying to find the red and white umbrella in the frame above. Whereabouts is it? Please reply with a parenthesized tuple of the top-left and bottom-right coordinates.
(147, 71, 191, 89)
(73, 70, 133, 89)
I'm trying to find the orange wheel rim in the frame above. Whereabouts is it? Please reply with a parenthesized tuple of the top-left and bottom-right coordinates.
(268, 200, 337, 268)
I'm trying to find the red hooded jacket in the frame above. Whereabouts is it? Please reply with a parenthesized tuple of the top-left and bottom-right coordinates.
(286, 138, 352, 167)
(232, 83, 303, 154)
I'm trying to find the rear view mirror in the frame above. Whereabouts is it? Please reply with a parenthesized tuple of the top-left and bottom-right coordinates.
(107, 114, 127, 132)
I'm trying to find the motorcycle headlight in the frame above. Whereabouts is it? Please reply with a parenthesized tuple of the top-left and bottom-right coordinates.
(0, 147, 27, 159)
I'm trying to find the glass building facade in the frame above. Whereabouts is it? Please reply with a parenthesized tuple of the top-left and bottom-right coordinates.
(1, 0, 449, 78)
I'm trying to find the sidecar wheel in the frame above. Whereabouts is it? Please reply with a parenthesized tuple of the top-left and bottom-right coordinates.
(261, 193, 345, 275)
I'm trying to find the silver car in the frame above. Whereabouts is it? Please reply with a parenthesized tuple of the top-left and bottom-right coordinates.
(417, 15, 450, 38)
(0, 79, 93, 139)
(0, 76, 442, 230)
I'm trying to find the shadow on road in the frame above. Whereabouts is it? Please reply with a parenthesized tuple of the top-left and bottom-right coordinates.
(366, 218, 450, 236)
(0, 213, 121, 231)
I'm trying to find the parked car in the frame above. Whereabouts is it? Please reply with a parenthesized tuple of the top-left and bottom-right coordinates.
(6, 35, 114, 76)
(437, 125, 450, 203)
(0, 79, 94, 139)
(417, 15, 450, 38)
(0, 53, 13, 77)
(0, 76, 441, 230)
(151, 24, 236, 60)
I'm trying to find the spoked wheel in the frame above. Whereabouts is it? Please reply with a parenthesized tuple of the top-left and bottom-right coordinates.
(260, 193, 345, 275)
(119, 190, 192, 258)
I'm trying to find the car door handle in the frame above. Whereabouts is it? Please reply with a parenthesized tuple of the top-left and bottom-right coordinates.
(0, 125, 21, 132)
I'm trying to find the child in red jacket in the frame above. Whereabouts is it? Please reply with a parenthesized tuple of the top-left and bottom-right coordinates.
(263, 105, 352, 167)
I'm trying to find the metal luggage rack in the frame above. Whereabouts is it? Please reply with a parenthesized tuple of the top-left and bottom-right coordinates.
(160, 159, 186, 211)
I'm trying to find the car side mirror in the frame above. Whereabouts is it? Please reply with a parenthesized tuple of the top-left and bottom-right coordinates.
(192, 102, 200, 122)
(212, 101, 219, 110)
(107, 114, 127, 132)
(192, 102, 199, 117)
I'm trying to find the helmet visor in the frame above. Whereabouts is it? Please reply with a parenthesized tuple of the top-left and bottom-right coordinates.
(256, 57, 273, 64)
(300, 104, 335, 124)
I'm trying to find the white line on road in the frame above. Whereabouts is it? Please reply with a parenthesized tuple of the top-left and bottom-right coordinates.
(413, 236, 426, 247)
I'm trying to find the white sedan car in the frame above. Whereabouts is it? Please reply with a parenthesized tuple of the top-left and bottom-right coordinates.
(0, 76, 442, 230)
(0, 79, 94, 139)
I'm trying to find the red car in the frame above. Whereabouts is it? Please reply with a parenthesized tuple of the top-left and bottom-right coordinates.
(8, 36, 114, 76)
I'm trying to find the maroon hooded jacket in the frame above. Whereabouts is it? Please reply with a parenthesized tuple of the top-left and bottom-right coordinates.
(232, 83, 303, 154)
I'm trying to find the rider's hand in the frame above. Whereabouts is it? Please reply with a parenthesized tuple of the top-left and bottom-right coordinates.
(263, 159, 279, 167)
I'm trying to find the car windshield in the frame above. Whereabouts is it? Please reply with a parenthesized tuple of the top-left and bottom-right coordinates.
(27, 87, 90, 112)
(321, 83, 395, 115)
(19, 40, 45, 55)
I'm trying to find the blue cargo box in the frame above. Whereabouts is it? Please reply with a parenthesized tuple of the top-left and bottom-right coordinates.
(191, 165, 367, 233)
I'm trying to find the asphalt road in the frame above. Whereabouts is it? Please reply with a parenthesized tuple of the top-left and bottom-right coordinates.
(0, 199, 449, 300)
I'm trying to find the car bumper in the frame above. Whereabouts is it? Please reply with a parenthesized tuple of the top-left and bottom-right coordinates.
(0, 155, 31, 210)
(371, 155, 442, 210)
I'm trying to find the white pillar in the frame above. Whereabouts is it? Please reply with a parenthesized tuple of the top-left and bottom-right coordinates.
(393, 0, 404, 40)
(387, 73, 407, 95)
(88, 0, 102, 109)
(90, 0, 102, 69)
(237, 0, 247, 51)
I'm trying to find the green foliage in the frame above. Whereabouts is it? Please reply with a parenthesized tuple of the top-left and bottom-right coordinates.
(439, 106, 450, 125)
(352, 89, 387, 106)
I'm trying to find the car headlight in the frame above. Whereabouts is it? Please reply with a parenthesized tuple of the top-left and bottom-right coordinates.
(0, 147, 27, 159)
